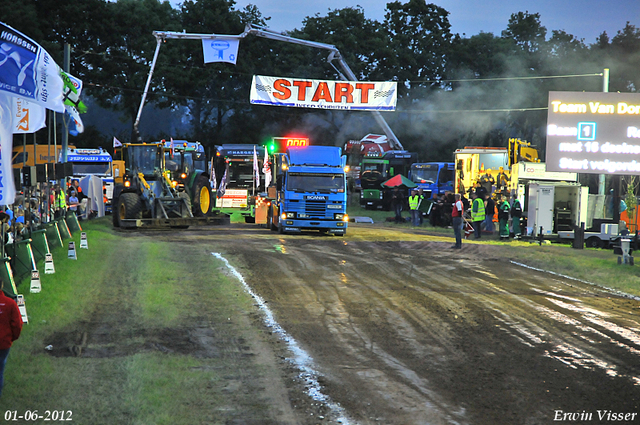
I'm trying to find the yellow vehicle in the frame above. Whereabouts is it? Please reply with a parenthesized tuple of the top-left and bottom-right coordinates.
(454, 138, 541, 196)
(11, 144, 65, 168)
(454, 146, 509, 195)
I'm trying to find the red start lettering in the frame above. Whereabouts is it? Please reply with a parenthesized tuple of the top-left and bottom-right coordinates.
(272, 79, 375, 104)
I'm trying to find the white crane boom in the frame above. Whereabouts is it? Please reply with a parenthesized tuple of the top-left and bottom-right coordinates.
(134, 25, 403, 150)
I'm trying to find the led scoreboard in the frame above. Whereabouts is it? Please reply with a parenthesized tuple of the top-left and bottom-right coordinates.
(267, 137, 309, 153)
(546, 91, 640, 175)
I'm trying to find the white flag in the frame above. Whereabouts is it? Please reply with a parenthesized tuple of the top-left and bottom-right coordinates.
(113, 137, 122, 148)
(262, 148, 271, 188)
(0, 22, 65, 113)
(217, 166, 228, 199)
(202, 38, 240, 65)
(0, 92, 17, 205)
(12, 97, 45, 134)
(253, 146, 259, 190)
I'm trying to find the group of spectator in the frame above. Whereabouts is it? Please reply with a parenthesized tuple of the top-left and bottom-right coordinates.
(0, 179, 88, 245)
(387, 168, 526, 245)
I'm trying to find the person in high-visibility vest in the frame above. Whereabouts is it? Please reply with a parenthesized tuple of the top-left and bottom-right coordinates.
(408, 189, 421, 227)
(53, 184, 67, 219)
(471, 191, 485, 239)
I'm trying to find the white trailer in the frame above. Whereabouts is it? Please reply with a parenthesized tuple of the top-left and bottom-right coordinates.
(526, 182, 588, 237)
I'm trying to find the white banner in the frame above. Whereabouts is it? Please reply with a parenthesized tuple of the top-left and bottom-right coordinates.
(12, 97, 46, 133)
(0, 22, 65, 113)
(250, 75, 397, 111)
(202, 38, 239, 64)
(0, 92, 17, 205)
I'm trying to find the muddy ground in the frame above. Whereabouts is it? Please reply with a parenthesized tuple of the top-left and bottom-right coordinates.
(108, 223, 640, 424)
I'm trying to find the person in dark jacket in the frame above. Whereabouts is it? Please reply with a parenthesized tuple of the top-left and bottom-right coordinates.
(390, 187, 405, 224)
(498, 196, 511, 240)
(484, 194, 495, 234)
(0, 281, 22, 398)
(511, 195, 523, 238)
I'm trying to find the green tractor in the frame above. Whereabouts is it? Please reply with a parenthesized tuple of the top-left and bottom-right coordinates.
(162, 140, 212, 217)
(112, 142, 219, 229)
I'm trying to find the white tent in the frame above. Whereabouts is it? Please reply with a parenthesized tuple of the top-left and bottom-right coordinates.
(79, 175, 105, 218)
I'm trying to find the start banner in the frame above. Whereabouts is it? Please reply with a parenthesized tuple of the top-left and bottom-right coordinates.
(250, 75, 397, 111)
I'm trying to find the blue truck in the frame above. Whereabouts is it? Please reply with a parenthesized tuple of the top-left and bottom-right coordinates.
(408, 162, 455, 199)
(268, 145, 348, 235)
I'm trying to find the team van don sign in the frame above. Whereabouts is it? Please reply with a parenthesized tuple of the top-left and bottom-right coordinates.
(250, 75, 397, 111)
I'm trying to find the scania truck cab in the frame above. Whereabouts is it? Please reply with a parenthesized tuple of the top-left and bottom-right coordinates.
(269, 145, 348, 235)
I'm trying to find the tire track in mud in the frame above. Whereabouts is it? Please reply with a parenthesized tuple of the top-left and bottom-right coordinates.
(176, 226, 640, 424)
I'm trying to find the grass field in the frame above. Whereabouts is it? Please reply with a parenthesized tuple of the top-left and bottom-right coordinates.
(2, 218, 281, 424)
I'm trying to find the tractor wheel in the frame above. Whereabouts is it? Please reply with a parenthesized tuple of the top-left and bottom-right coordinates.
(193, 175, 211, 217)
(178, 192, 192, 217)
(112, 197, 121, 227)
(119, 192, 143, 221)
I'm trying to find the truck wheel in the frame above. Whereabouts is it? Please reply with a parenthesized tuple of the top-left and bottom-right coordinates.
(586, 237, 603, 248)
(119, 192, 143, 220)
(193, 176, 211, 217)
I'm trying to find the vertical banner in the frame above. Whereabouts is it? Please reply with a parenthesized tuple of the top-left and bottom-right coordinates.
(253, 146, 259, 190)
(262, 148, 271, 188)
(12, 97, 46, 134)
(0, 21, 65, 113)
(202, 38, 240, 64)
(0, 92, 17, 205)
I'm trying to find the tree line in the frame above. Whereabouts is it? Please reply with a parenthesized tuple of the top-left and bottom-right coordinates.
(3, 0, 639, 161)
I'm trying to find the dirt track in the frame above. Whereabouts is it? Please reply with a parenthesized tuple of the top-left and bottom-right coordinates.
(150, 223, 640, 424)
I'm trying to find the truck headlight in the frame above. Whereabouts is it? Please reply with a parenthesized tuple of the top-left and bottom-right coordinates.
(282, 212, 295, 220)
(335, 213, 348, 221)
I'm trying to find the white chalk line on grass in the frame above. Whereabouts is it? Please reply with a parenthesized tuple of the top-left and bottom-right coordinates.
(212, 252, 353, 425)
(510, 261, 640, 301)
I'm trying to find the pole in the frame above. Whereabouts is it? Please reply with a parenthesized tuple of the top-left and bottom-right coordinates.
(598, 68, 609, 196)
(133, 36, 163, 142)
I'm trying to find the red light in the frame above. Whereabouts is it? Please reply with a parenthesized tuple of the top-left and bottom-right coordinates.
(285, 138, 309, 148)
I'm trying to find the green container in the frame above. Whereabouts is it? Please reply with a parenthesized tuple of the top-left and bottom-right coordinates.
(10, 239, 35, 282)
(0, 258, 18, 298)
(30, 230, 50, 262)
(44, 222, 63, 249)
(66, 212, 82, 234)
(56, 218, 72, 240)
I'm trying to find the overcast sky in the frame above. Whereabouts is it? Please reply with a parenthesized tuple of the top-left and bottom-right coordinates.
(171, 0, 639, 44)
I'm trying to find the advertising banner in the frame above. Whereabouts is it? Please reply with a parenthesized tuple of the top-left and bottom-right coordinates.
(0, 92, 17, 205)
(250, 75, 397, 111)
(0, 21, 64, 113)
(12, 97, 46, 134)
(546, 91, 640, 175)
(202, 38, 240, 64)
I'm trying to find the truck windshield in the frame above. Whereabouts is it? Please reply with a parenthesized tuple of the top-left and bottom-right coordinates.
(228, 161, 256, 188)
(286, 173, 345, 193)
(411, 167, 438, 183)
(129, 146, 160, 175)
(70, 162, 111, 176)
